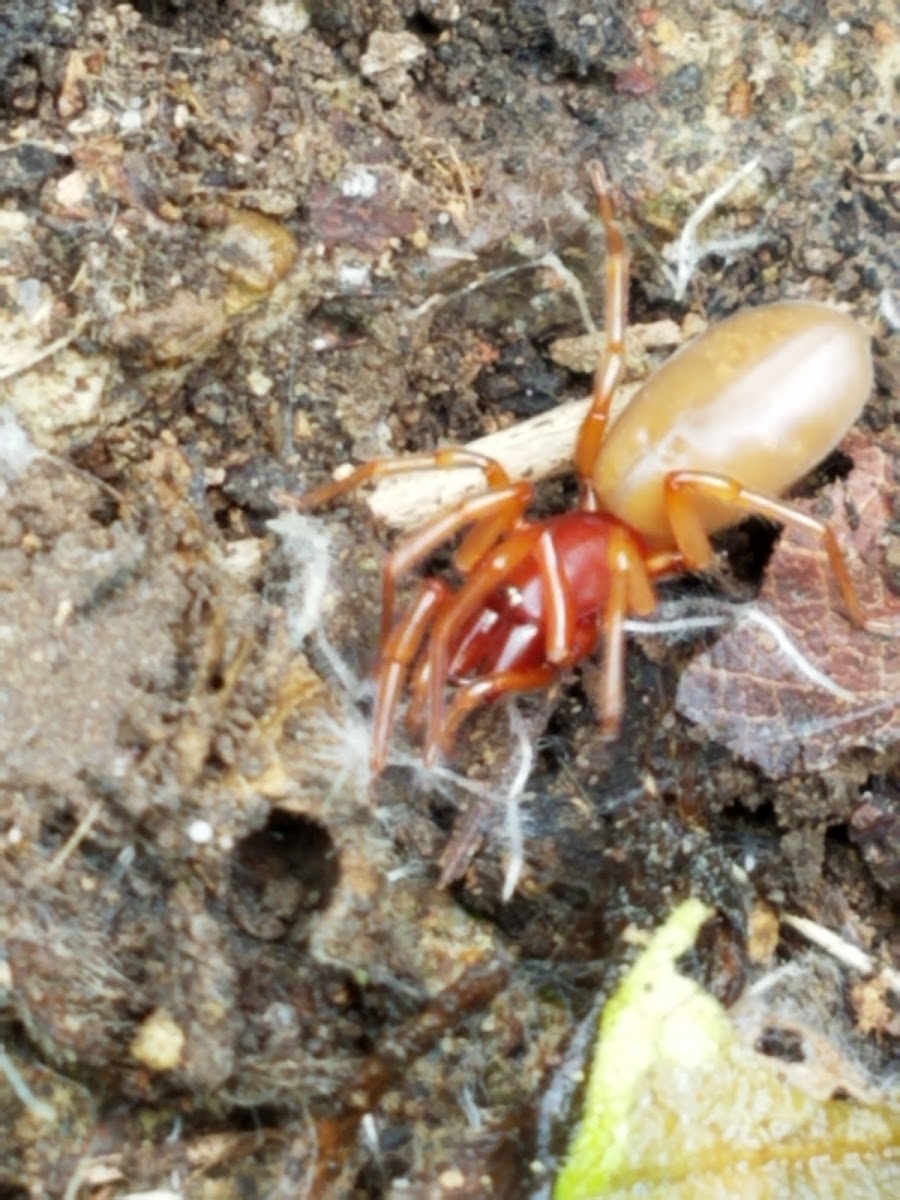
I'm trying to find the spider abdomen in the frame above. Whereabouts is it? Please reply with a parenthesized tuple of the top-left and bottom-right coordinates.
(594, 302, 872, 545)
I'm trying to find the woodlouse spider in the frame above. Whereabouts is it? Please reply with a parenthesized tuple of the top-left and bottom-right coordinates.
(292, 161, 883, 774)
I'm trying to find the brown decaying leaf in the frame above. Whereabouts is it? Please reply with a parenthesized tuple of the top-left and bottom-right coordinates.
(677, 429, 900, 778)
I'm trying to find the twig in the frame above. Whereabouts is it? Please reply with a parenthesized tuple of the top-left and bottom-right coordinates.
(360, 315, 682, 530)
(367, 388, 634, 529)
(783, 912, 900, 994)
(43, 799, 104, 880)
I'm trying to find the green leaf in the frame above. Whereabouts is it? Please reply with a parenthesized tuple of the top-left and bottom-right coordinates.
(555, 898, 900, 1199)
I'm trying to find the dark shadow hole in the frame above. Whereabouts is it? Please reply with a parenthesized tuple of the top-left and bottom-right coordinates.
(127, 0, 185, 23)
(38, 801, 78, 854)
(755, 1024, 805, 1063)
(128, 1, 224, 28)
(793, 446, 855, 495)
(230, 810, 339, 941)
(405, 12, 440, 41)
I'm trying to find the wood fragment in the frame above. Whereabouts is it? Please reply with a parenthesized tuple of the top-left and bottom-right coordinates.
(362, 319, 684, 530)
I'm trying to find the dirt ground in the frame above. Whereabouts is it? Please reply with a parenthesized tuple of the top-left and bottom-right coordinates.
(1, 1, 898, 1197)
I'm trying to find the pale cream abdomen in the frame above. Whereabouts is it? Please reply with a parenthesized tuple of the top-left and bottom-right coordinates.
(592, 302, 873, 546)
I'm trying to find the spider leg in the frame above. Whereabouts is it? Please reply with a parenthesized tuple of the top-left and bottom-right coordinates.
(379, 482, 533, 645)
(371, 579, 451, 774)
(375, 484, 535, 768)
(424, 528, 543, 765)
(664, 470, 896, 634)
(441, 665, 560, 749)
(575, 158, 630, 504)
(293, 448, 512, 510)
(597, 527, 658, 737)
(644, 548, 691, 579)
(415, 529, 578, 748)
(533, 529, 577, 664)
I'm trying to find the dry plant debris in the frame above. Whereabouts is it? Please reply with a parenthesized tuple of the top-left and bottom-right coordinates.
(364, 319, 685, 530)
(555, 900, 900, 1200)
(677, 428, 900, 777)
(1, 0, 898, 1194)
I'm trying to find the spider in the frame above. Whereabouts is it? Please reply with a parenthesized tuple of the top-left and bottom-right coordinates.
(289, 160, 881, 773)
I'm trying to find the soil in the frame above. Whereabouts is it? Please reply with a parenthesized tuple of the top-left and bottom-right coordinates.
(1, 1, 897, 1197)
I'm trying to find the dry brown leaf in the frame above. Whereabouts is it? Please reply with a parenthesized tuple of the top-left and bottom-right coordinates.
(677, 428, 900, 777)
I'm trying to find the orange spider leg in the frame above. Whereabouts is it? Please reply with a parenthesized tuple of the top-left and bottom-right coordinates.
(371, 579, 451, 774)
(424, 528, 545, 764)
(598, 526, 658, 737)
(455, 501, 530, 572)
(379, 482, 533, 645)
(406, 651, 435, 736)
(644, 548, 691, 579)
(441, 665, 561, 749)
(295, 447, 512, 510)
(664, 470, 893, 634)
(433, 522, 597, 745)
(595, 545, 693, 740)
(575, 159, 630, 502)
(534, 529, 577, 664)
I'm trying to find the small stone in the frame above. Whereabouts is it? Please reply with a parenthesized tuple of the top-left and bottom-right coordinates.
(361, 31, 426, 77)
(130, 1009, 185, 1071)
(437, 1167, 465, 1190)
